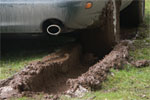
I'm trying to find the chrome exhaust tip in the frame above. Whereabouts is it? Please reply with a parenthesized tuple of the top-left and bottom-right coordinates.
(47, 24, 61, 35)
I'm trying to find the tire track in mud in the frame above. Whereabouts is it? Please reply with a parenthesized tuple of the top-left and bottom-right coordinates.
(0, 40, 130, 99)
(0, 44, 97, 99)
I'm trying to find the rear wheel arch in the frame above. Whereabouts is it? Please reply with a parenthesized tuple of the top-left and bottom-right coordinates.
(120, 0, 145, 27)
(80, 0, 121, 55)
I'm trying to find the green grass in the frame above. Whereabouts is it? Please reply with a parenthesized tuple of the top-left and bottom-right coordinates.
(76, 64, 150, 100)
(0, 52, 49, 79)
(145, 0, 150, 23)
(10, 97, 34, 100)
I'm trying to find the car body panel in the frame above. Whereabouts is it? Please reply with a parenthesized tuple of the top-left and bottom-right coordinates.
(121, 0, 133, 10)
(0, 0, 133, 34)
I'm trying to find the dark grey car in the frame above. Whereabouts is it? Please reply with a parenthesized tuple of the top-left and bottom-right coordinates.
(1, 0, 144, 35)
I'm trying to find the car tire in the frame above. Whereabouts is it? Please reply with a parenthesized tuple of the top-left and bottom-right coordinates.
(80, 1, 121, 56)
(120, 0, 145, 27)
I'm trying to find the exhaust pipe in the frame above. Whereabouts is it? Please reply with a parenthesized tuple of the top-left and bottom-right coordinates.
(46, 24, 61, 35)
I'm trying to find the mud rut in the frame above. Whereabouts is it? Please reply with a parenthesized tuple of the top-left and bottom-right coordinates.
(0, 40, 130, 99)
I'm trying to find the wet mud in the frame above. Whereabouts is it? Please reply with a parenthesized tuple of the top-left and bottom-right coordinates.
(66, 41, 129, 97)
(0, 40, 130, 99)
(0, 44, 98, 99)
(131, 60, 150, 68)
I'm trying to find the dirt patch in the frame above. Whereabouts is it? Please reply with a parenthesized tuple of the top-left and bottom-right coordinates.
(66, 41, 129, 97)
(131, 60, 150, 68)
(0, 44, 98, 99)
(0, 40, 130, 99)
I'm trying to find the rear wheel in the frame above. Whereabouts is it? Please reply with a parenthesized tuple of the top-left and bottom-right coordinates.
(120, 0, 145, 27)
(80, 1, 121, 56)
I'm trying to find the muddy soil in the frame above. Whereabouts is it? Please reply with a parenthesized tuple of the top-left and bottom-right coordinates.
(0, 44, 98, 99)
(66, 41, 129, 97)
(131, 60, 150, 68)
(0, 40, 130, 99)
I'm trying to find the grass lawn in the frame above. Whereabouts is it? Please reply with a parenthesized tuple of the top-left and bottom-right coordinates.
(1, 0, 150, 100)
(0, 50, 50, 79)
